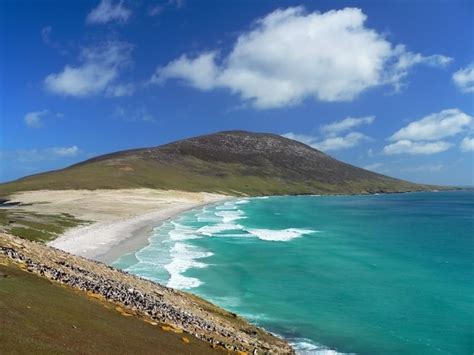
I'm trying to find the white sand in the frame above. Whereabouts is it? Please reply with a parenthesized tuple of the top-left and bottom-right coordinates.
(9, 189, 228, 263)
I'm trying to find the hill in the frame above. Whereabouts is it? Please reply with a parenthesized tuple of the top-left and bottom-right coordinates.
(0, 131, 431, 196)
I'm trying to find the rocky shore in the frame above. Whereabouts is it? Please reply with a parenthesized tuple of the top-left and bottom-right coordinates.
(0, 233, 293, 354)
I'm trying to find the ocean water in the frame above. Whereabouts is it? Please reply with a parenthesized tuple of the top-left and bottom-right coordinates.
(113, 191, 474, 354)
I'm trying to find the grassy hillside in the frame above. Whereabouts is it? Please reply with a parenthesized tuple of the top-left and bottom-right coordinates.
(0, 263, 221, 354)
(0, 131, 434, 196)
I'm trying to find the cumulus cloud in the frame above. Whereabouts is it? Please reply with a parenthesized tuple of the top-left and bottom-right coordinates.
(321, 116, 374, 136)
(0, 146, 80, 163)
(460, 137, 474, 152)
(24, 110, 48, 128)
(383, 140, 452, 155)
(389, 109, 473, 142)
(453, 63, 474, 93)
(86, 0, 131, 24)
(44, 41, 133, 97)
(152, 7, 451, 109)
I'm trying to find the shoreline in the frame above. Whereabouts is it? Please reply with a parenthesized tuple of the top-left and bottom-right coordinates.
(49, 197, 230, 264)
(93, 200, 229, 264)
(5, 189, 229, 264)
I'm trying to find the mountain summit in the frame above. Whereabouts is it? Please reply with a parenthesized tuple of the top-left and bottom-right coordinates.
(1, 131, 427, 195)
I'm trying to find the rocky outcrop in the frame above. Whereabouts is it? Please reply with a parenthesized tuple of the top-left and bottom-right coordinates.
(0, 233, 293, 354)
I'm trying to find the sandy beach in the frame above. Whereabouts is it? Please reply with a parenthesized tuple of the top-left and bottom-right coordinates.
(9, 189, 228, 263)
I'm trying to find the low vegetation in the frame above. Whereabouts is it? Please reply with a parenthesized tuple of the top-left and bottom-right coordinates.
(0, 209, 88, 242)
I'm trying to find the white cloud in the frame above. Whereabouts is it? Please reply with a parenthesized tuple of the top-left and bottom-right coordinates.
(453, 63, 474, 93)
(460, 137, 474, 152)
(383, 140, 451, 155)
(389, 109, 472, 141)
(0, 146, 80, 163)
(148, 0, 183, 16)
(283, 131, 371, 151)
(44, 41, 133, 97)
(153, 7, 451, 109)
(312, 132, 371, 151)
(387, 45, 452, 91)
(321, 116, 374, 136)
(24, 110, 48, 128)
(86, 0, 131, 25)
(282, 132, 318, 147)
(283, 114, 374, 152)
(153, 52, 219, 90)
(49, 146, 80, 157)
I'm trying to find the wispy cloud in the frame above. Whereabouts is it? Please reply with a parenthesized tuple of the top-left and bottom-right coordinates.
(389, 109, 472, 142)
(44, 41, 134, 97)
(41, 26, 68, 55)
(24, 110, 48, 128)
(283, 116, 374, 152)
(86, 0, 132, 25)
(383, 140, 452, 155)
(453, 62, 474, 93)
(0, 146, 80, 163)
(114, 106, 157, 122)
(152, 7, 451, 109)
(460, 137, 474, 152)
(23, 110, 63, 128)
(321, 116, 374, 136)
(383, 109, 472, 155)
(311, 132, 372, 152)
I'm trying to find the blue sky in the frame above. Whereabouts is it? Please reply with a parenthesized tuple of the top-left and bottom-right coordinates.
(0, 0, 473, 185)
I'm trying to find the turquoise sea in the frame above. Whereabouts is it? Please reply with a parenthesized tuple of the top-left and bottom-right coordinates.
(113, 191, 474, 354)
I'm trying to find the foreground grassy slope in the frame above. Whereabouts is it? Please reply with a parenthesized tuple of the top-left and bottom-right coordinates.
(0, 263, 220, 354)
(0, 131, 433, 196)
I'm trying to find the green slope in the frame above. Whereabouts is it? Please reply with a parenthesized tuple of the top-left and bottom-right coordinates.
(0, 131, 433, 196)
(0, 263, 221, 354)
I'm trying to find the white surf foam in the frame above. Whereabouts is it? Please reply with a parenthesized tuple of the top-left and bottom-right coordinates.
(168, 221, 201, 241)
(198, 223, 243, 236)
(164, 242, 213, 289)
(291, 338, 347, 355)
(215, 209, 246, 223)
(235, 199, 250, 204)
(247, 228, 317, 242)
(215, 201, 238, 210)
